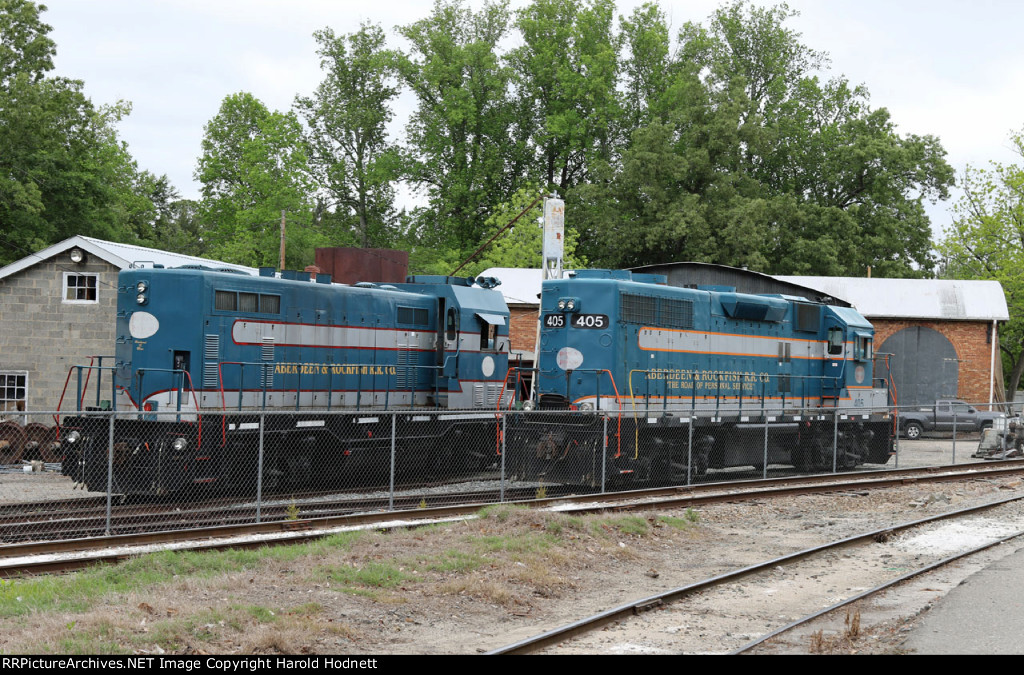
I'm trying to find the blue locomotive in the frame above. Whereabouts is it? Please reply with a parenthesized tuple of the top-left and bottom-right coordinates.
(507, 269, 894, 485)
(60, 266, 512, 495)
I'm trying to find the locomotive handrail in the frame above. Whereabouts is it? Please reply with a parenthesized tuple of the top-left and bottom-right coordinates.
(134, 367, 194, 419)
(135, 367, 203, 447)
(56, 356, 116, 419)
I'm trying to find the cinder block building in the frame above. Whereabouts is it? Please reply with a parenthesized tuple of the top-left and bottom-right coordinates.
(0, 236, 253, 416)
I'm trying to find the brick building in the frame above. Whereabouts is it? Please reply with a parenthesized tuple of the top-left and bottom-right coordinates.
(776, 276, 1008, 407)
(0, 236, 253, 416)
(483, 266, 1010, 408)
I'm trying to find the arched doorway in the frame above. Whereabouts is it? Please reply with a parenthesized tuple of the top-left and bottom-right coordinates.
(878, 326, 958, 406)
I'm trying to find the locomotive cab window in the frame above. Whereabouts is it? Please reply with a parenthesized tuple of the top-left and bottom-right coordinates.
(480, 322, 498, 351)
(445, 308, 458, 342)
(477, 313, 505, 352)
(854, 334, 873, 362)
(827, 326, 844, 355)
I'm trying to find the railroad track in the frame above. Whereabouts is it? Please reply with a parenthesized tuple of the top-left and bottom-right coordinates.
(3, 461, 1024, 580)
(487, 488, 1024, 654)
(0, 484, 569, 544)
(0, 461, 1007, 545)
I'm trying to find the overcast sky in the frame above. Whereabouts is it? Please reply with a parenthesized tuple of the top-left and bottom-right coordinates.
(40, 0, 1024, 240)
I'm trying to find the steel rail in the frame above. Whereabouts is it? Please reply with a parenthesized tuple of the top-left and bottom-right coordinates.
(485, 494, 1024, 655)
(729, 527, 1024, 655)
(3, 461, 1024, 577)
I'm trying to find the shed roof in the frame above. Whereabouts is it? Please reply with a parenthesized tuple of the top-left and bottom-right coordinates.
(775, 276, 1009, 321)
(0, 235, 257, 281)
(481, 267, 1010, 322)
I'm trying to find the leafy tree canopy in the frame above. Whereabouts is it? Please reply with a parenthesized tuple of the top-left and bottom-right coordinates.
(0, 0, 165, 267)
(939, 130, 1024, 395)
(195, 92, 318, 268)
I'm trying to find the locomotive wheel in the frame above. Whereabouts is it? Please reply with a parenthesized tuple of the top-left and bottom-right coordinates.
(0, 422, 27, 464)
(24, 423, 60, 463)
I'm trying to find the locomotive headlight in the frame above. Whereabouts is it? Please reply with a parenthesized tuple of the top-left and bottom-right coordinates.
(135, 280, 148, 293)
(65, 430, 81, 445)
(136, 293, 148, 305)
(557, 297, 581, 312)
(522, 400, 536, 411)
(171, 437, 188, 452)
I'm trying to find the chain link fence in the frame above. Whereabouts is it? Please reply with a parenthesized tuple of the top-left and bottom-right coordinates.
(0, 400, 1015, 543)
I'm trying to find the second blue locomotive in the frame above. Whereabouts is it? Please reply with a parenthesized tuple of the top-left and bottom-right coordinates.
(507, 269, 894, 485)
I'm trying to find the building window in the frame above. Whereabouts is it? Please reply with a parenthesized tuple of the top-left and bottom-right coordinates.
(63, 273, 98, 303)
(0, 371, 27, 412)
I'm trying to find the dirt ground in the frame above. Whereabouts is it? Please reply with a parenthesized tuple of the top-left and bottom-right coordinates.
(2, 465, 1023, 655)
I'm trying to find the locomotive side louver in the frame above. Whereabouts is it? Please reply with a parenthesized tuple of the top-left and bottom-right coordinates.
(203, 334, 220, 388)
(262, 337, 275, 388)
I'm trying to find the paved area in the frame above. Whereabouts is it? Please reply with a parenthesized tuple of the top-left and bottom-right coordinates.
(903, 545, 1024, 655)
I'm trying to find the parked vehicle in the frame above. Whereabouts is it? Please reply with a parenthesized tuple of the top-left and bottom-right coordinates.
(898, 399, 1004, 439)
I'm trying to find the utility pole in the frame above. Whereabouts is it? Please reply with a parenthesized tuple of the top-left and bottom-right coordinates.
(279, 210, 286, 270)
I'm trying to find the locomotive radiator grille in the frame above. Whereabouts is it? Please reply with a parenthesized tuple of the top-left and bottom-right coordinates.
(261, 337, 275, 388)
(202, 334, 220, 388)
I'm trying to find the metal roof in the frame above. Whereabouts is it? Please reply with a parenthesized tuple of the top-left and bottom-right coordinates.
(0, 235, 257, 281)
(482, 267, 1009, 322)
(479, 267, 550, 305)
(775, 276, 1009, 321)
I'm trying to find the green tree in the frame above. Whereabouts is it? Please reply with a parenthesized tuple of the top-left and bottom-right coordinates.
(0, 1, 155, 265)
(396, 0, 527, 253)
(509, 0, 621, 192)
(570, 0, 954, 276)
(0, 0, 54, 84)
(295, 24, 403, 248)
(195, 92, 316, 268)
(619, 2, 670, 131)
(939, 130, 1024, 396)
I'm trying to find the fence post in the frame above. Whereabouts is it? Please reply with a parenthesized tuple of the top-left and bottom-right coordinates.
(763, 414, 769, 479)
(832, 409, 839, 474)
(105, 411, 114, 536)
(602, 415, 608, 494)
(500, 414, 506, 503)
(894, 410, 900, 469)
(952, 413, 958, 464)
(687, 417, 694, 486)
(256, 412, 265, 524)
(389, 413, 396, 512)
